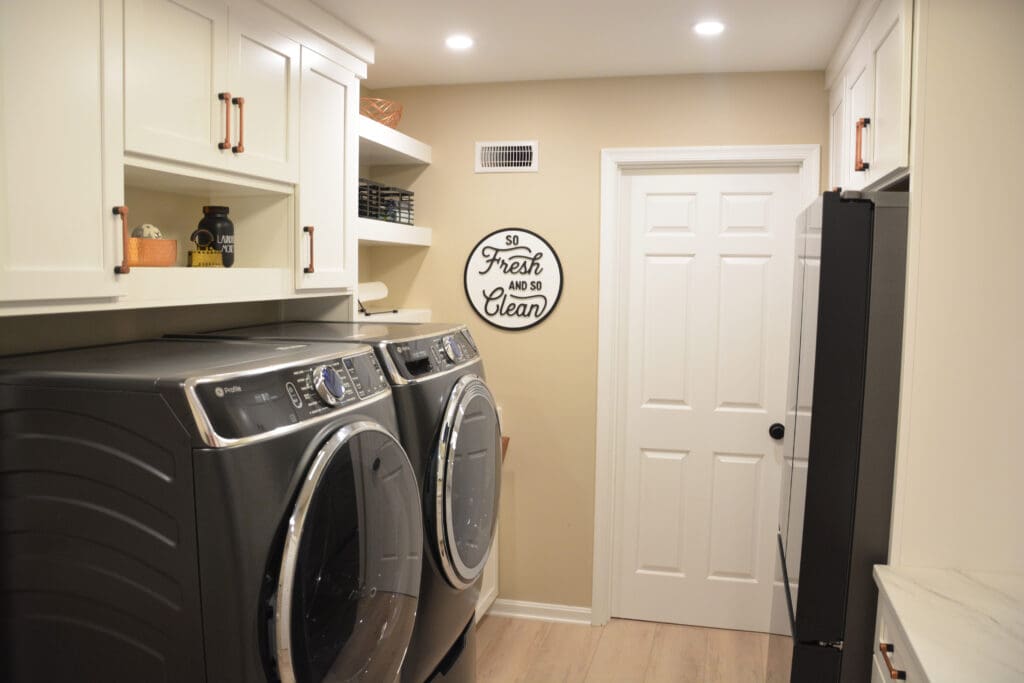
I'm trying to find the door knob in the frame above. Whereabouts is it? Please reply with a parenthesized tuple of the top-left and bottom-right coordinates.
(769, 423, 785, 440)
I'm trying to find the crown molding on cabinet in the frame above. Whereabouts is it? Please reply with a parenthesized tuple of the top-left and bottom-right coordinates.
(826, 0, 884, 89)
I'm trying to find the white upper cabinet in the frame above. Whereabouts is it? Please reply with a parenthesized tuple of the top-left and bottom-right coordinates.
(224, 16, 300, 181)
(0, 0, 124, 303)
(294, 47, 358, 291)
(828, 0, 912, 190)
(124, 0, 229, 170)
(124, 0, 299, 183)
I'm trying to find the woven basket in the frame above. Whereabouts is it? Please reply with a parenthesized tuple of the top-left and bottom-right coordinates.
(126, 238, 177, 267)
(360, 97, 403, 129)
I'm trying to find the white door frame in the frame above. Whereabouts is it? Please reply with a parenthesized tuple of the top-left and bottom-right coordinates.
(592, 144, 820, 625)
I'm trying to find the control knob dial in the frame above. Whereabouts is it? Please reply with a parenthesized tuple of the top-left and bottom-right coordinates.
(313, 365, 347, 406)
(442, 335, 463, 363)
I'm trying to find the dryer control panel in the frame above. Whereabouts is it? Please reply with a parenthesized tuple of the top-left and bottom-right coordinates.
(193, 350, 388, 440)
(385, 329, 479, 381)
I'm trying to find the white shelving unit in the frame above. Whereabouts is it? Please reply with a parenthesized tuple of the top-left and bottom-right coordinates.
(356, 114, 433, 321)
(358, 115, 432, 165)
(355, 217, 431, 247)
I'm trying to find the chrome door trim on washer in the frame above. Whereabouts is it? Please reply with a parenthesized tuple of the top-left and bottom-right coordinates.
(274, 420, 408, 683)
(435, 374, 501, 589)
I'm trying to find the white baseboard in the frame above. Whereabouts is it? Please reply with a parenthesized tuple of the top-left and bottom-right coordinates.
(475, 585, 499, 623)
(486, 598, 593, 625)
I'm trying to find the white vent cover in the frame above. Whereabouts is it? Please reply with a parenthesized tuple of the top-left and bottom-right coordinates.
(475, 141, 539, 173)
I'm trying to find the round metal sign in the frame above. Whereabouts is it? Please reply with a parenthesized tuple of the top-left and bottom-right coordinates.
(464, 228, 563, 330)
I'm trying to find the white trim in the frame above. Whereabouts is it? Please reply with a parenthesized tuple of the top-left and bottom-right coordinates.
(486, 599, 592, 625)
(475, 586, 499, 623)
(592, 144, 821, 627)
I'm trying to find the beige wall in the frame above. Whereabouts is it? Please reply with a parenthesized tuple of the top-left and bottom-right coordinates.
(889, 0, 1024, 572)
(368, 72, 829, 606)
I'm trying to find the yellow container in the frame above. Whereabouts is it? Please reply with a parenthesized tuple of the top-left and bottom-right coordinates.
(188, 247, 223, 267)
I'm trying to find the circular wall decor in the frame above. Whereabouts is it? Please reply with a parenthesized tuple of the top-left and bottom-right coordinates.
(464, 228, 563, 330)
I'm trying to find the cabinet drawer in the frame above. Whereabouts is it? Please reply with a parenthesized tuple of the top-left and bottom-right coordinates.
(874, 598, 927, 681)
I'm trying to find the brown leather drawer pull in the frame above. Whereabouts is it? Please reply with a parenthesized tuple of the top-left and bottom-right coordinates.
(855, 117, 871, 171)
(879, 642, 907, 680)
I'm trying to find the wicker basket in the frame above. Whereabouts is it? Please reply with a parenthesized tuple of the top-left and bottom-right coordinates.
(360, 97, 403, 128)
(126, 238, 177, 267)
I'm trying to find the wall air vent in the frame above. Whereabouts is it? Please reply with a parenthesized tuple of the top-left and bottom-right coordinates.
(475, 141, 539, 173)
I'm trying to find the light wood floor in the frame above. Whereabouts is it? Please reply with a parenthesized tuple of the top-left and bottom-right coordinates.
(476, 616, 792, 683)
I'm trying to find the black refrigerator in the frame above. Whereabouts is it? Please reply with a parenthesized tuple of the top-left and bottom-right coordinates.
(767, 190, 909, 682)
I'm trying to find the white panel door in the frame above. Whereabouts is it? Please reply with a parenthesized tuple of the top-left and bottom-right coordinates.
(224, 15, 300, 182)
(124, 0, 229, 168)
(294, 47, 356, 291)
(613, 168, 800, 632)
(0, 0, 124, 303)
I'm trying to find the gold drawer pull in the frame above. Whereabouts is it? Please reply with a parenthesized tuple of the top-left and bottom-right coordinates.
(879, 642, 907, 680)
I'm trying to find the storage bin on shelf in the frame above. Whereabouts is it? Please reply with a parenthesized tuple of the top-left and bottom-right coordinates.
(358, 178, 414, 225)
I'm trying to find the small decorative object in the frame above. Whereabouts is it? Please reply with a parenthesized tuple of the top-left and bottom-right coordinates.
(131, 223, 164, 239)
(196, 205, 234, 267)
(464, 228, 563, 331)
(359, 97, 403, 129)
(188, 228, 223, 267)
(125, 222, 176, 267)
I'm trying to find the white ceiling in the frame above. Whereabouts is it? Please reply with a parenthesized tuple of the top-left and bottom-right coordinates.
(313, 0, 860, 89)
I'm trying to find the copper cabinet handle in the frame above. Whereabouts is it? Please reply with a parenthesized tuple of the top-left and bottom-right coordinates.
(218, 92, 232, 150)
(879, 643, 907, 680)
(303, 226, 315, 273)
(855, 117, 871, 172)
(231, 96, 245, 153)
(113, 206, 130, 274)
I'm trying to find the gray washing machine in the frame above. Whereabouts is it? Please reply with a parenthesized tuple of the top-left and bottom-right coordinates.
(0, 338, 422, 683)
(187, 322, 502, 683)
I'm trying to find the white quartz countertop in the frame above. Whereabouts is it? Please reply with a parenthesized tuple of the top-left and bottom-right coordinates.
(873, 566, 1024, 683)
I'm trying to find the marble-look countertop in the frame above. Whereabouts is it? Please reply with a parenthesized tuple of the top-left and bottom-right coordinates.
(873, 565, 1024, 682)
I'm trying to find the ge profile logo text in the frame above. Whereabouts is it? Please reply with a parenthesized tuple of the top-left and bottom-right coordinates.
(464, 228, 563, 330)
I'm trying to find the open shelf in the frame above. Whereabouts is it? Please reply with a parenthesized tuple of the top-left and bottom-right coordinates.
(355, 217, 431, 247)
(358, 116, 432, 166)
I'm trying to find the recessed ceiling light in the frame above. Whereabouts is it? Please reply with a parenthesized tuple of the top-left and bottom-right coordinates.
(693, 20, 725, 36)
(445, 34, 474, 50)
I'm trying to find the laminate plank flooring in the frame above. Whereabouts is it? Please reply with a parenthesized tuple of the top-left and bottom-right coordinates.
(476, 616, 779, 683)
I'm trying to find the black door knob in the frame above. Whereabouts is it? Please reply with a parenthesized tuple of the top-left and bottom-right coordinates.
(769, 423, 785, 440)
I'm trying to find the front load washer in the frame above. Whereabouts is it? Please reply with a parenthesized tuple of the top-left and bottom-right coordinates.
(187, 322, 502, 683)
(0, 338, 422, 683)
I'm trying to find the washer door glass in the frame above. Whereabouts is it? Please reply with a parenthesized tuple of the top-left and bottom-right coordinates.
(435, 376, 502, 589)
(276, 422, 422, 683)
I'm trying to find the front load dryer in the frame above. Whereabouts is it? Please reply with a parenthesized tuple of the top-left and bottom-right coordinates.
(0, 338, 422, 683)
(186, 322, 502, 683)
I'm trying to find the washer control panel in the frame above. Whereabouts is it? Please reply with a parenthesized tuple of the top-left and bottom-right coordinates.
(386, 329, 479, 381)
(194, 350, 388, 439)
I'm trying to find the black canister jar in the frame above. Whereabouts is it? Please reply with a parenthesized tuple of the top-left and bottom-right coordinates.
(197, 205, 235, 267)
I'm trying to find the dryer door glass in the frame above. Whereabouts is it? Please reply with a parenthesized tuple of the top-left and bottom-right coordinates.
(275, 422, 423, 683)
(435, 376, 502, 589)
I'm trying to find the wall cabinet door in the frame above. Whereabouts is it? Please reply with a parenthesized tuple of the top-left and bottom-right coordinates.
(294, 48, 357, 291)
(844, 37, 874, 191)
(224, 17, 300, 182)
(829, 81, 848, 190)
(866, 0, 912, 184)
(829, 0, 911, 190)
(124, 0, 229, 169)
(124, 0, 298, 183)
(0, 0, 124, 304)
